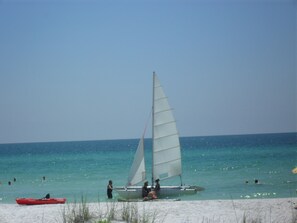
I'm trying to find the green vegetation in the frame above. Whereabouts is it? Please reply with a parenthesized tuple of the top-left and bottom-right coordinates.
(61, 197, 159, 223)
(61, 196, 93, 223)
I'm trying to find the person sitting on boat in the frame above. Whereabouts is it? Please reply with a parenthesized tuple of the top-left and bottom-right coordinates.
(142, 181, 157, 200)
(43, 193, 50, 199)
(142, 181, 150, 198)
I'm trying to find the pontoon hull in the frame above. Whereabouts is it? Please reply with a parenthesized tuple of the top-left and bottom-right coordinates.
(115, 185, 204, 200)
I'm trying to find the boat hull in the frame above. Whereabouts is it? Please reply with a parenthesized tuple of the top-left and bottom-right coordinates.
(115, 185, 204, 200)
(16, 198, 66, 205)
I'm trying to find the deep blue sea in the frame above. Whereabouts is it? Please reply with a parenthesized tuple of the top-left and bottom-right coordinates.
(0, 133, 296, 203)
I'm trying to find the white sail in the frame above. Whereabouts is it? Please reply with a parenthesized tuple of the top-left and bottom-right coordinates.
(152, 74, 182, 181)
(127, 136, 146, 186)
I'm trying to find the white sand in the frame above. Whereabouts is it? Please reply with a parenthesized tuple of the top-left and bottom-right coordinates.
(0, 198, 297, 223)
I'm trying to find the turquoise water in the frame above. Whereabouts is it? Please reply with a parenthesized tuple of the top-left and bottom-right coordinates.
(0, 133, 296, 203)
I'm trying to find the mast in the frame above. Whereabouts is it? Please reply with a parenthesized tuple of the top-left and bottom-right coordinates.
(152, 72, 156, 187)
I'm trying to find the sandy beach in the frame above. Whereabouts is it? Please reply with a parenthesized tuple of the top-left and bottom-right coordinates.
(0, 198, 296, 223)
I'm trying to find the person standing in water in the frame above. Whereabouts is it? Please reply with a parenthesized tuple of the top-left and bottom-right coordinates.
(107, 180, 113, 199)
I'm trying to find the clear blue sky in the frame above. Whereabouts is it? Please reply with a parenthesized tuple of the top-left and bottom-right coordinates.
(0, 0, 296, 143)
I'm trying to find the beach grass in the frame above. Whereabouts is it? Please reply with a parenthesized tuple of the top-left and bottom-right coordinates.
(60, 196, 160, 223)
(61, 196, 93, 223)
(120, 202, 159, 223)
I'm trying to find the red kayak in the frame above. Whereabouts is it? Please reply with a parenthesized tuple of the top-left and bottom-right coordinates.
(16, 198, 66, 205)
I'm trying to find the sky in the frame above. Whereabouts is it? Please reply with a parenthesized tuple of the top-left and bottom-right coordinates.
(0, 0, 296, 144)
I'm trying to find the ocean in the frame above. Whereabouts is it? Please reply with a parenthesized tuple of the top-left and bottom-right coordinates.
(0, 133, 296, 203)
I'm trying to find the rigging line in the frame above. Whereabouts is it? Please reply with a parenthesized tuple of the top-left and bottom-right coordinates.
(154, 133, 179, 140)
(154, 145, 180, 153)
(154, 108, 173, 115)
(154, 83, 162, 88)
(154, 120, 176, 127)
(154, 157, 182, 166)
(155, 96, 168, 102)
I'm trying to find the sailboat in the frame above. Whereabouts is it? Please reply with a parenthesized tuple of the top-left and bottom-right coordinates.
(115, 73, 204, 199)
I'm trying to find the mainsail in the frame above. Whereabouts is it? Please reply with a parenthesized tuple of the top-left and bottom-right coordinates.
(127, 136, 146, 186)
(152, 73, 182, 181)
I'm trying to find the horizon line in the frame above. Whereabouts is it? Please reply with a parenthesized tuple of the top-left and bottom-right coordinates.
(0, 131, 296, 145)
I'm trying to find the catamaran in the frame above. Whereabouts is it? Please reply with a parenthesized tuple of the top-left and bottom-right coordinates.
(115, 73, 204, 200)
